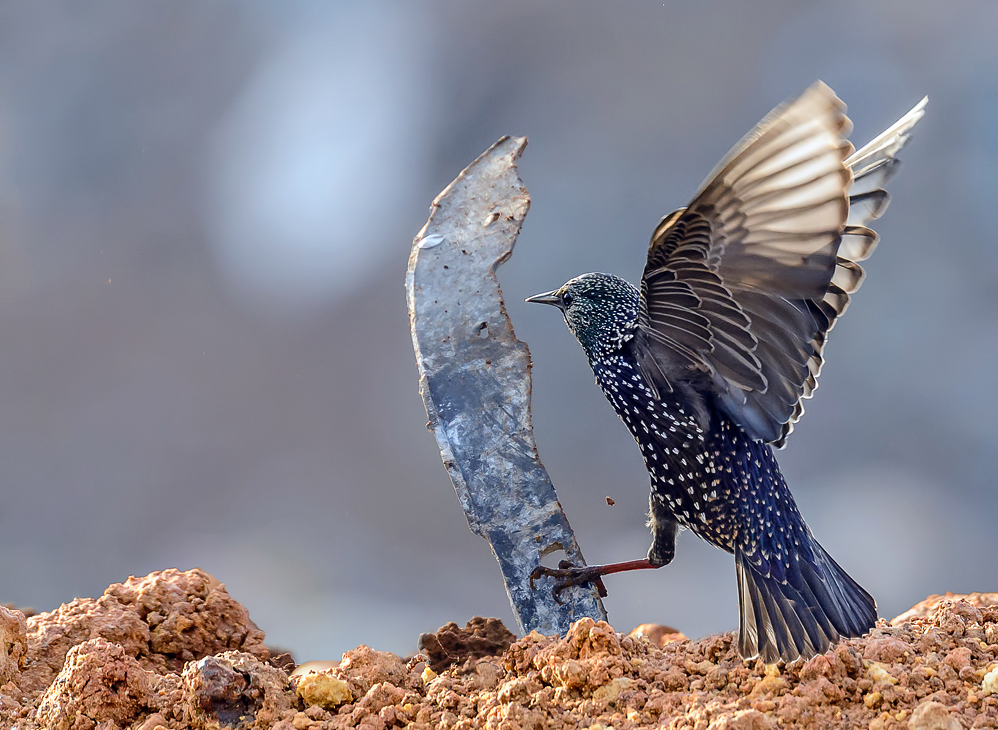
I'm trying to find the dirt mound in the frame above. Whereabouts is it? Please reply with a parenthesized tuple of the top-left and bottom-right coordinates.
(0, 572, 995, 728)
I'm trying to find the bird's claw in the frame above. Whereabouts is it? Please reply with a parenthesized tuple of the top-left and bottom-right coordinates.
(529, 561, 608, 601)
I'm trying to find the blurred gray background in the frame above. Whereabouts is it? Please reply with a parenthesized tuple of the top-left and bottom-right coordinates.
(0, 0, 995, 662)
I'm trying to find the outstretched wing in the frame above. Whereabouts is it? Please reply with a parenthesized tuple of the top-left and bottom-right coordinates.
(633, 82, 926, 445)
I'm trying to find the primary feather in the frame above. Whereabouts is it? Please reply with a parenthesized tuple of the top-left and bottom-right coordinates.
(634, 82, 927, 446)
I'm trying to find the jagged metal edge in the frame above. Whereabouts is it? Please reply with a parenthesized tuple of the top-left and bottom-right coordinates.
(405, 135, 606, 635)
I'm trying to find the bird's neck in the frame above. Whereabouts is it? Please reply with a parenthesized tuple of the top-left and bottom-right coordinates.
(573, 303, 640, 364)
(580, 323, 636, 365)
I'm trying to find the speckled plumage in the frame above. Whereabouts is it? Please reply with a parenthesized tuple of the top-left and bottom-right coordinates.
(528, 83, 926, 663)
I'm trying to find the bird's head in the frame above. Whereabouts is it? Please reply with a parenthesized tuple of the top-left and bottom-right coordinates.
(526, 272, 640, 361)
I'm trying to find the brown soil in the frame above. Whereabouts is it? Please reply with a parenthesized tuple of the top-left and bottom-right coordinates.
(0, 570, 996, 729)
(418, 617, 517, 674)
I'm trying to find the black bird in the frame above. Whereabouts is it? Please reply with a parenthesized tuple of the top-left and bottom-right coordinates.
(526, 82, 926, 663)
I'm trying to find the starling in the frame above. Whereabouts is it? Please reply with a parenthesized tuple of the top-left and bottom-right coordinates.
(527, 82, 926, 663)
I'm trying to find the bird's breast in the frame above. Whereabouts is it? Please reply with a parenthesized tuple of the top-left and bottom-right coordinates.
(592, 352, 744, 544)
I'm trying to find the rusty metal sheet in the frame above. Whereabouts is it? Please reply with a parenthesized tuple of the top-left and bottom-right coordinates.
(406, 136, 606, 635)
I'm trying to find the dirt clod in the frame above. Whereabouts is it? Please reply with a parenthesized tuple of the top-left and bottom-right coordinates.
(35, 637, 151, 730)
(418, 617, 517, 673)
(182, 651, 293, 729)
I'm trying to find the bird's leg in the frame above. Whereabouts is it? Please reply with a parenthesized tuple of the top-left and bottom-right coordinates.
(530, 506, 679, 601)
(529, 559, 660, 602)
(646, 507, 679, 567)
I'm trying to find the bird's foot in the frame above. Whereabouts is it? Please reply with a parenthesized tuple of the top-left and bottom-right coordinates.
(529, 560, 609, 602)
(530, 558, 660, 602)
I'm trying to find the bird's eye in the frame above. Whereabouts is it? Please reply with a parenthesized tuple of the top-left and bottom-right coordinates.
(562, 292, 574, 307)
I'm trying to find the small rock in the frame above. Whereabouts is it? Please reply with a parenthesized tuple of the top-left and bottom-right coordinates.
(943, 647, 971, 671)
(336, 645, 413, 694)
(269, 652, 296, 672)
(0, 605, 27, 685)
(472, 660, 502, 690)
(290, 660, 337, 677)
(799, 653, 834, 680)
(36, 637, 152, 730)
(907, 700, 960, 730)
(706, 709, 776, 729)
(891, 592, 998, 625)
(592, 676, 632, 704)
(304, 704, 329, 720)
(863, 637, 911, 664)
(629, 623, 686, 647)
(553, 659, 586, 690)
(864, 690, 882, 708)
(982, 665, 998, 695)
(135, 713, 170, 730)
(182, 650, 292, 729)
(294, 671, 353, 709)
(867, 662, 898, 685)
(749, 675, 787, 698)
(357, 682, 406, 714)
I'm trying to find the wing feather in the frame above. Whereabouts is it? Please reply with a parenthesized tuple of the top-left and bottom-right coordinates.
(634, 82, 926, 444)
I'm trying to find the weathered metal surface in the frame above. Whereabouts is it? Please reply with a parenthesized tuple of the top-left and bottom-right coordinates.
(406, 135, 606, 635)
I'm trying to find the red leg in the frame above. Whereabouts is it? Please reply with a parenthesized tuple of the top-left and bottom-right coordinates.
(530, 558, 661, 601)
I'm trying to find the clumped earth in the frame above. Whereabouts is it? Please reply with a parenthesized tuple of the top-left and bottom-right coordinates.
(0, 570, 996, 729)
(418, 617, 517, 674)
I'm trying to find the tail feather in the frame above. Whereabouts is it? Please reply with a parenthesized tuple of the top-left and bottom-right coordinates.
(735, 543, 877, 663)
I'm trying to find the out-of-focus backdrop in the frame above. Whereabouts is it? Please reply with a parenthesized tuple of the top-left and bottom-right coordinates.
(0, 1, 995, 662)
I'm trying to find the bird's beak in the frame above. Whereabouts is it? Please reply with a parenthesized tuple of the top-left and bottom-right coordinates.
(525, 290, 563, 308)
